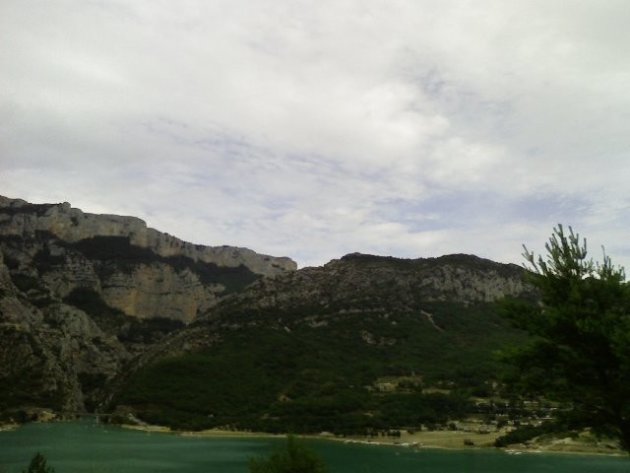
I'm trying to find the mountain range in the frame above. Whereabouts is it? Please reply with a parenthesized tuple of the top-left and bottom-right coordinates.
(0, 196, 535, 433)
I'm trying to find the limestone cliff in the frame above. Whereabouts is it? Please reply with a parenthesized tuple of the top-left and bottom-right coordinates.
(202, 252, 534, 321)
(0, 195, 296, 416)
(0, 251, 130, 415)
(110, 252, 537, 431)
(0, 196, 296, 323)
(127, 252, 535, 376)
(0, 196, 296, 276)
(0, 195, 538, 424)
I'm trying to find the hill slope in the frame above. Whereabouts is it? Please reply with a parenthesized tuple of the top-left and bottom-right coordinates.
(0, 196, 537, 432)
(112, 253, 536, 433)
(0, 196, 296, 417)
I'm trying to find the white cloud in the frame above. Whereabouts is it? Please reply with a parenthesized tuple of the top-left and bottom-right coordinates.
(1, 0, 629, 269)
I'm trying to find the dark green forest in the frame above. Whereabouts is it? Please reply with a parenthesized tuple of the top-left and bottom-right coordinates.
(114, 301, 526, 434)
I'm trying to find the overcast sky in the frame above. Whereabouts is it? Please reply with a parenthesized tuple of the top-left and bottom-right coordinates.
(2, 1, 629, 269)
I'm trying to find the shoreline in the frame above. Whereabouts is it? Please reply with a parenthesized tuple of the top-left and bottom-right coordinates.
(118, 423, 623, 457)
(2, 419, 622, 457)
(0, 422, 19, 432)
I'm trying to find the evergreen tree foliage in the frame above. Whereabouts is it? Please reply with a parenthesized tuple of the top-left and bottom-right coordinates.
(503, 225, 630, 451)
(249, 435, 327, 473)
(22, 453, 55, 473)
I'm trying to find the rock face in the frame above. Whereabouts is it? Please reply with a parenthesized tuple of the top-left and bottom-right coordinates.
(111, 252, 537, 432)
(133, 252, 535, 373)
(0, 251, 129, 414)
(203, 252, 534, 321)
(0, 196, 296, 276)
(0, 195, 296, 417)
(0, 196, 296, 323)
(0, 195, 535, 423)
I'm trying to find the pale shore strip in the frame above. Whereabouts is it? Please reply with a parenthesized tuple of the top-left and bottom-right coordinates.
(0, 420, 622, 456)
(119, 423, 623, 456)
(0, 423, 19, 432)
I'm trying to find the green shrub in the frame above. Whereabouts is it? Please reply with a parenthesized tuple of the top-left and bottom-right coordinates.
(22, 453, 55, 473)
(249, 436, 327, 473)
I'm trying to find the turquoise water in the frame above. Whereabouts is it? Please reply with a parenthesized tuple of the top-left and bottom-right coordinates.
(0, 421, 627, 472)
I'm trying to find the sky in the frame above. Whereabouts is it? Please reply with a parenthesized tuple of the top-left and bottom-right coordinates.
(2, 1, 630, 269)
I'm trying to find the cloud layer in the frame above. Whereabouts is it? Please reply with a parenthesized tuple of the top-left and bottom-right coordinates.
(2, 1, 629, 268)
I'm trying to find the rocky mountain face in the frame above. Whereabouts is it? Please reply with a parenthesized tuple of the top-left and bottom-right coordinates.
(0, 196, 296, 323)
(111, 252, 536, 432)
(205, 252, 533, 321)
(0, 196, 296, 276)
(0, 195, 536, 428)
(0, 196, 296, 418)
(136, 252, 535, 363)
(0, 250, 129, 415)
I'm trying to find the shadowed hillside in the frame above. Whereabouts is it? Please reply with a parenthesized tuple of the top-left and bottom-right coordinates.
(112, 253, 536, 433)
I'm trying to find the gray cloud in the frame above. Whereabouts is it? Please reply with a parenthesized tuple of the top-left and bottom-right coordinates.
(1, 0, 629, 269)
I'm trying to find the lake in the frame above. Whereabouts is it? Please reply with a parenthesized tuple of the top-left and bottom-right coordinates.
(0, 421, 627, 473)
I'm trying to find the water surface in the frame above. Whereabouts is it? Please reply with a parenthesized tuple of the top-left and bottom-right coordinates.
(0, 422, 627, 472)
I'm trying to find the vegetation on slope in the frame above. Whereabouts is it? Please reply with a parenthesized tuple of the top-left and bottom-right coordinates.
(114, 301, 526, 434)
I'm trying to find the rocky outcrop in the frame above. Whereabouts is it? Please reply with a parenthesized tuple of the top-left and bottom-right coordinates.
(125, 252, 535, 377)
(109, 252, 537, 431)
(0, 196, 297, 323)
(203, 252, 534, 321)
(35, 247, 223, 323)
(0, 253, 129, 415)
(0, 195, 296, 416)
(0, 195, 537, 424)
(0, 232, 222, 324)
(96, 264, 220, 321)
(0, 196, 297, 276)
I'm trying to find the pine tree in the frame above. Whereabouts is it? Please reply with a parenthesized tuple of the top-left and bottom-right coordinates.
(249, 435, 328, 473)
(503, 225, 630, 451)
(23, 453, 55, 473)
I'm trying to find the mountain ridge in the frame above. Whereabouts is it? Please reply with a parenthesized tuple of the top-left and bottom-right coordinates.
(0, 195, 536, 434)
(0, 196, 297, 416)
(0, 195, 297, 276)
(109, 248, 536, 433)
